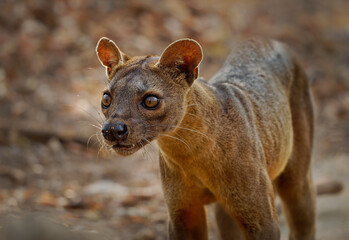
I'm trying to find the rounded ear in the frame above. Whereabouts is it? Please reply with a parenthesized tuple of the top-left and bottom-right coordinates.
(157, 39, 203, 84)
(96, 37, 128, 79)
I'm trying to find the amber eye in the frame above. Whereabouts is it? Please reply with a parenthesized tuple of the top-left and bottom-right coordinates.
(142, 95, 160, 109)
(101, 93, 112, 109)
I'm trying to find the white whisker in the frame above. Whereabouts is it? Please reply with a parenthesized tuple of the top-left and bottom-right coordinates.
(146, 124, 209, 138)
(159, 133, 192, 152)
(87, 133, 99, 149)
(89, 123, 102, 130)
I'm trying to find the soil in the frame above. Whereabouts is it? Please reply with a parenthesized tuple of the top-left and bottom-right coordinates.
(0, 0, 348, 239)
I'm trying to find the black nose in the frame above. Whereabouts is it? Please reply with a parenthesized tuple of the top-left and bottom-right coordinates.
(114, 122, 128, 137)
(102, 122, 129, 141)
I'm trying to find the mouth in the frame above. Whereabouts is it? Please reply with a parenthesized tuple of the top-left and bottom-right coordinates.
(111, 137, 154, 155)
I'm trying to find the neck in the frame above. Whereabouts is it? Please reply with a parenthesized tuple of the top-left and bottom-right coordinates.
(157, 80, 218, 163)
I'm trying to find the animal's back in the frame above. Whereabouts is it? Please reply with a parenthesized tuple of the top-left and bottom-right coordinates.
(210, 38, 294, 92)
(210, 39, 298, 178)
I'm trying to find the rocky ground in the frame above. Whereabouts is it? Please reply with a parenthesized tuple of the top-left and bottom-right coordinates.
(0, 0, 348, 239)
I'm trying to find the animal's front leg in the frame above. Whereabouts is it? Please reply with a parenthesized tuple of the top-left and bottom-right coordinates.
(159, 154, 208, 240)
(168, 205, 208, 240)
(215, 168, 280, 240)
(217, 196, 280, 240)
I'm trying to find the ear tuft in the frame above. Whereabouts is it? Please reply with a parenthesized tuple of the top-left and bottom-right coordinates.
(157, 39, 203, 84)
(96, 37, 126, 79)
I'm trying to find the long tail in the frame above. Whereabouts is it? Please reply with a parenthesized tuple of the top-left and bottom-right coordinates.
(276, 179, 343, 214)
(315, 179, 343, 195)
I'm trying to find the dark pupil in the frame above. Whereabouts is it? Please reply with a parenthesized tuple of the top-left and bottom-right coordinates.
(145, 96, 158, 107)
(103, 94, 111, 105)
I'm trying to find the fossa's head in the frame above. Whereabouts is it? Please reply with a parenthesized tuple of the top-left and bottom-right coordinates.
(96, 37, 203, 155)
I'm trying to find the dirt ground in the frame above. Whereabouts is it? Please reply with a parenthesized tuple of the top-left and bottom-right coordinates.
(0, 0, 348, 239)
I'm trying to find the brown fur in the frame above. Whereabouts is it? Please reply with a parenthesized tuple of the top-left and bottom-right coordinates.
(96, 37, 316, 240)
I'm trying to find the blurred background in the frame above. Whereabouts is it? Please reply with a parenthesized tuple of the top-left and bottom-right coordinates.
(0, 0, 348, 239)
